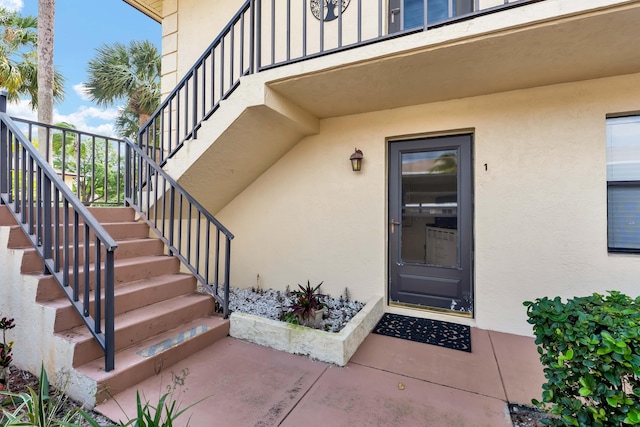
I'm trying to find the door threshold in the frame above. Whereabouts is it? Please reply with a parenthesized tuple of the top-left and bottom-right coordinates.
(389, 301, 473, 319)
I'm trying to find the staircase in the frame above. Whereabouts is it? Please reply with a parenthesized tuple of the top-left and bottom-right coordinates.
(1, 205, 229, 405)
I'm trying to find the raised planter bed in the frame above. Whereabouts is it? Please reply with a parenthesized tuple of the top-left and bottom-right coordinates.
(229, 295, 383, 366)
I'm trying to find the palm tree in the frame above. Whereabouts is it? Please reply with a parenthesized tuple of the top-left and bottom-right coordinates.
(114, 105, 141, 139)
(37, 0, 56, 159)
(0, 7, 64, 107)
(38, 0, 55, 124)
(85, 40, 161, 135)
(429, 152, 457, 174)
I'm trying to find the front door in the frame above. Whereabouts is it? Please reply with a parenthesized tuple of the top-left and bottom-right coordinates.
(388, 134, 473, 315)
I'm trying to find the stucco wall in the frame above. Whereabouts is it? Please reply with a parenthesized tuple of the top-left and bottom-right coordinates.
(0, 225, 95, 403)
(171, 0, 245, 83)
(215, 73, 640, 336)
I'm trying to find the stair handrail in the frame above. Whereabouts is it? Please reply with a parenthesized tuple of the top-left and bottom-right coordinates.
(0, 95, 118, 372)
(10, 117, 127, 206)
(123, 137, 234, 317)
(138, 0, 254, 166)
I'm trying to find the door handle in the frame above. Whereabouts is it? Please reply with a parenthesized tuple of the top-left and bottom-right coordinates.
(390, 219, 401, 234)
(390, 7, 400, 24)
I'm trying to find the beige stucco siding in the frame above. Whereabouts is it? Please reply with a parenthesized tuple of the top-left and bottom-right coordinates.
(170, 0, 245, 86)
(215, 73, 640, 336)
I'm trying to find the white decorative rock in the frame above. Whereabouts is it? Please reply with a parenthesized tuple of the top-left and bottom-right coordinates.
(230, 295, 383, 366)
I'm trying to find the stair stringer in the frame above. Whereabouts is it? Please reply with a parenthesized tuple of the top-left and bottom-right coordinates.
(160, 72, 320, 215)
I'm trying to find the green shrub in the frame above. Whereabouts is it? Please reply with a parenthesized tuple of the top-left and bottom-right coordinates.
(0, 317, 16, 391)
(524, 291, 640, 426)
(1, 364, 81, 426)
(1, 366, 205, 427)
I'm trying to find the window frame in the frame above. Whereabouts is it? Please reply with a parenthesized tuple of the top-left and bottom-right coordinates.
(606, 115, 640, 254)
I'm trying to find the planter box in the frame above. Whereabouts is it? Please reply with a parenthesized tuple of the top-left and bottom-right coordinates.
(229, 295, 383, 366)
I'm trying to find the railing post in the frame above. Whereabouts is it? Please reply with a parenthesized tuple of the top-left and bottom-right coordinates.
(224, 238, 231, 318)
(0, 90, 8, 197)
(0, 90, 6, 114)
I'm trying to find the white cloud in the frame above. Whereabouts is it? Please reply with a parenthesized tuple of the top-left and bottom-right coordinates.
(73, 83, 92, 101)
(6, 99, 37, 121)
(6, 99, 121, 138)
(56, 106, 119, 136)
(0, 0, 23, 12)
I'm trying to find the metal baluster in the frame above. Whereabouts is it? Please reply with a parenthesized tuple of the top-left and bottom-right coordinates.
(195, 212, 201, 275)
(193, 69, 198, 139)
(303, 0, 307, 56)
(320, 0, 325, 51)
(104, 137, 109, 204)
(286, 0, 291, 60)
(42, 174, 52, 273)
(220, 38, 225, 100)
(63, 200, 69, 286)
(76, 132, 82, 201)
(230, 23, 235, 88)
(270, 0, 275, 65)
(104, 248, 115, 372)
(53, 188, 59, 273)
(240, 12, 246, 74)
(256, 0, 262, 70)
(205, 221, 211, 284)
(94, 241, 101, 333)
(338, 0, 343, 47)
(73, 209, 79, 300)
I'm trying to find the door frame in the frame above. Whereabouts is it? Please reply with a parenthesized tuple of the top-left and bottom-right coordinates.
(387, 132, 475, 318)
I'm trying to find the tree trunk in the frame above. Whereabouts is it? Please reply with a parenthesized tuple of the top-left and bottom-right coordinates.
(37, 0, 55, 160)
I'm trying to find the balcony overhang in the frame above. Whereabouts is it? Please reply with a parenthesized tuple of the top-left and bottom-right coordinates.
(266, 1, 640, 119)
(121, 0, 162, 22)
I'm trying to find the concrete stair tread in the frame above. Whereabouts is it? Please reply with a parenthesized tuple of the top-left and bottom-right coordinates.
(7, 221, 149, 249)
(76, 315, 228, 381)
(86, 207, 136, 223)
(20, 238, 166, 274)
(44, 274, 199, 332)
(60, 293, 216, 352)
(75, 316, 229, 402)
(59, 254, 178, 278)
(33, 254, 181, 303)
(44, 273, 198, 310)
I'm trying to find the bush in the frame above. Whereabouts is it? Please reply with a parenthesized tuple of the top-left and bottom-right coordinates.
(524, 291, 640, 426)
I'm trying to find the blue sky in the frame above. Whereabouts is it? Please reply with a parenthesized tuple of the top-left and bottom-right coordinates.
(0, 0, 161, 135)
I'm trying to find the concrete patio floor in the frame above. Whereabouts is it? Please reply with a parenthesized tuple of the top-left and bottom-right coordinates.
(95, 328, 545, 426)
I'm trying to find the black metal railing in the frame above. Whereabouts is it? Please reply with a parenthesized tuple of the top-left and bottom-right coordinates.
(256, 0, 539, 69)
(0, 94, 117, 371)
(140, 0, 537, 166)
(11, 118, 127, 206)
(124, 138, 233, 317)
(140, 0, 254, 166)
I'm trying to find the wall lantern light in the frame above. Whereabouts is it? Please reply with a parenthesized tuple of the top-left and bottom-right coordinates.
(350, 148, 363, 172)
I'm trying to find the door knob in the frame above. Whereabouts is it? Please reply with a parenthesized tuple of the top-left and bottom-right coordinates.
(390, 219, 401, 234)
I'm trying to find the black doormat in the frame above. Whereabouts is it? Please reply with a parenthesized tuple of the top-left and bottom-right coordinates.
(373, 313, 471, 352)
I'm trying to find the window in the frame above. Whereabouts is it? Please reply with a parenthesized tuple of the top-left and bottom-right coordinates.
(606, 116, 640, 252)
(401, 0, 474, 30)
